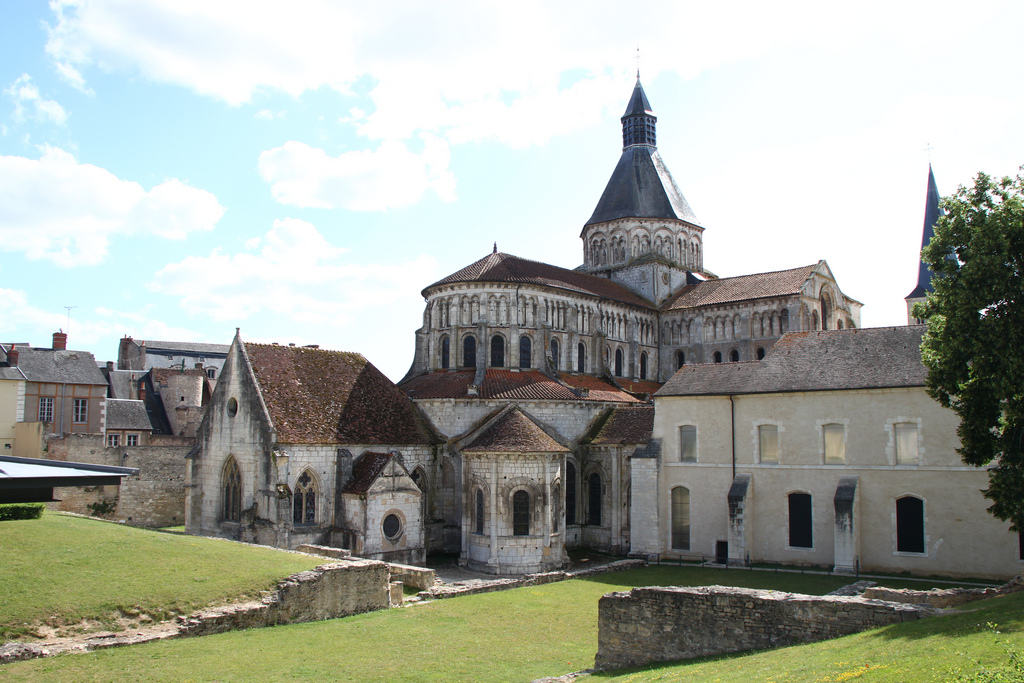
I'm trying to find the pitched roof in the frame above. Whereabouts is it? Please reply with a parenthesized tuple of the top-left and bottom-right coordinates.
(662, 264, 817, 311)
(341, 452, 394, 494)
(656, 326, 927, 397)
(401, 369, 642, 403)
(462, 407, 569, 453)
(615, 378, 663, 396)
(586, 147, 700, 226)
(244, 343, 439, 445)
(581, 405, 655, 445)
(907, 165, 942, 299)
(424, 251, 653, 309)
(105, 399, 153, 431)
(1, 346, 107, 385)
(138, 340, 229, 357)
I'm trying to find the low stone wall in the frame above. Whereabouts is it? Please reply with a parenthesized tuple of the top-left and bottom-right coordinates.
(179, 559, 390, 637)
(595, 585, 930, 671)
(296, 544, 352, 560)
(46, 433, 190, 528)
(387, 562, 436, 591)
(862, 576, 1023, 608)
(419, 559, 645, 600)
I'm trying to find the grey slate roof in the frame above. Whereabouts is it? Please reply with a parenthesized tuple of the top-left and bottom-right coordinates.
(105, 399, 153, 431)
(139, 340, 229, 357)
(656, 326, 927, 397)
(906, 165, 942, 299)
(623, 79, 653, 117)
(586, 147, 700, 226)
(106, 369, 141, 400)
(1, 346, 107, 385)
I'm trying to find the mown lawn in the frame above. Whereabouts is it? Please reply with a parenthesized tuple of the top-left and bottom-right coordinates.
(0, 512, 323, 639)
(5, 561, 1012, 682)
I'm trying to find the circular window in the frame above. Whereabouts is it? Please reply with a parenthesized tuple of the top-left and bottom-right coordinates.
(382, 513, 402, 540)
(227, 397, 238, 417)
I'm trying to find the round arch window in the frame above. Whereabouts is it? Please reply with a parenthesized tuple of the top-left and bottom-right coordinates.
(382, 513, 402, 541)
(226, 397, 238, 417)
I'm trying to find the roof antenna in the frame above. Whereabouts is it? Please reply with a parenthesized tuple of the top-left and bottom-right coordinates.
(63, 305, 76, 333)
(493, 242, 497, 254)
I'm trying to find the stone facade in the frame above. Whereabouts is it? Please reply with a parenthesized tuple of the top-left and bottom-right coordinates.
(594, 585, 929, 671)
(44, 433, 189, 527)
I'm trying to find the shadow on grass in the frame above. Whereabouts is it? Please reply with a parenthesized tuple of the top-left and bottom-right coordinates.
(860, 590, 1024, 642)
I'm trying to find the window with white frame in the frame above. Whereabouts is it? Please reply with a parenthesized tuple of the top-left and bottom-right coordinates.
(895, 422, 919, 464)
(679, 425, 697, 462)
(38, 397, 54, 423)
(758, 424, 778, 463)
(126, 433, 139, 447)
(107, 434, 120, 447)
(72, 398, 88, 424)
(823, 423, 846, 463)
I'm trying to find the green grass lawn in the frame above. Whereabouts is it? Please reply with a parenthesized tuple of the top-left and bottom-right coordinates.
(5, 561, 1016, 682)
(0, 512, 323, 640)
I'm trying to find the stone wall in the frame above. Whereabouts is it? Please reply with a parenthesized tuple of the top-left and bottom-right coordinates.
(178, 559, 390, 637)
(45, 433, 190, 527)
(594, 585, 929, 671)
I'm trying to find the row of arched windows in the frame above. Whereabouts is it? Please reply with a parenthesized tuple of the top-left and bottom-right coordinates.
(431, 294, 603, 334)
(472, 488, 534, 536)
(587, 230, 702, 269)
(221, 458, 322, 527)
(668, 486, 927, 554)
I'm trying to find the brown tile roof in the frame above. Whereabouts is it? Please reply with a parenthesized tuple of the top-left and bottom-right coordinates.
(462, 407, 569, 453)
(662, 264, 817, 311)
(656, 326, 927, 397)
(245, 343, 439, 445)
(401, 369, 642, 403)
(424, 251, 654, 309)
(615, 378, 663, 396)
(341, 452, 393, 494)
(582, 406, 655, 445)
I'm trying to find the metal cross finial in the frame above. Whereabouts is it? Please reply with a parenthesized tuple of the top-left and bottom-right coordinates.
(635, 46, 641, 79)
(924, 142, 934, 163)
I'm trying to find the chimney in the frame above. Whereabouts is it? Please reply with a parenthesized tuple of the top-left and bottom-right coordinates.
(52, 331, 68, 350)
(106, 361, 114, 372)
(7, 348, 18, 366)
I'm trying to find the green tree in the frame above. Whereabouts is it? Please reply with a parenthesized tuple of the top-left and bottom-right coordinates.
(917, 169, 1024, 530)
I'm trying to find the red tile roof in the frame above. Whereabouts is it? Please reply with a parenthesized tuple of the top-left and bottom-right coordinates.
(462, 407, 569, 453)
(341, 452, 393, 494)
(245, 343, 439, 445)
(582, 406, 655, 445)
(662, 264, 816, 311)
(401, 369, 642, 403)
(615, 378, 663, 396)
(424, 251, 654, 309)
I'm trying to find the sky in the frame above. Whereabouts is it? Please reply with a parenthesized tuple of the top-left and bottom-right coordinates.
(2, 1, 1023, 382)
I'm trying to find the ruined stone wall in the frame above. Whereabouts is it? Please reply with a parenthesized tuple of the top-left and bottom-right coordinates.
(595, 585, 928, 671)
(46, 433, 190, 527)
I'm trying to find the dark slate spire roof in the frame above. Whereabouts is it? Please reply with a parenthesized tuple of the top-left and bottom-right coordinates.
(585, 80, 700, 227)
(906, 165, 942, 299)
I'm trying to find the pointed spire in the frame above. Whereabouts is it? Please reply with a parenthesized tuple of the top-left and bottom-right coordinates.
(621, 79, 656, 148)
(493, 242, 497, 254)
(906, 165, 942, 299)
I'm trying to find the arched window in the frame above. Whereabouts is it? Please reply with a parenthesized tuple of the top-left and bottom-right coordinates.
(676, 350, 685, 369)
(463, 335, 476, 368)
(577, 343, 586, 373)
(896, 496, 925, 553)
(639, 352, 648, 380)
(550, 338, 559, 370)
(440, 335, 450, 369)
(671, 486, 690, 550)
(588, 472, 602, 526)
(614, 349, 623, 377)
(552, 483, 560, 533)
(490, 335, 505, 367)
(756, 347, 766, 360)
(513, 490, 530, 536)
(293, 470, 317, 525)
(519, 335, 531, 369)
(788, 492, 812, 548)
(713, 351, 722, 363)
(729, 349, 739, 362)
(565, 462, 576, 525)
(222, 457, 241, 522)
(820, 294, 832, 330)
(780, 309, 789, 332)
(475, 489, 485, 535)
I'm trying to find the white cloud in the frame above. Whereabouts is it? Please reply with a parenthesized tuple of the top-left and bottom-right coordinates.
(0, 147, 224, 266)
(258, 137, 455, 210)
(150, 218, 439, 376)
(5, 74, 68, 125)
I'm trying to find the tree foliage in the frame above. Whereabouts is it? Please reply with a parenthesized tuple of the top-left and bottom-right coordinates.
(917, 169, 1024, 530)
